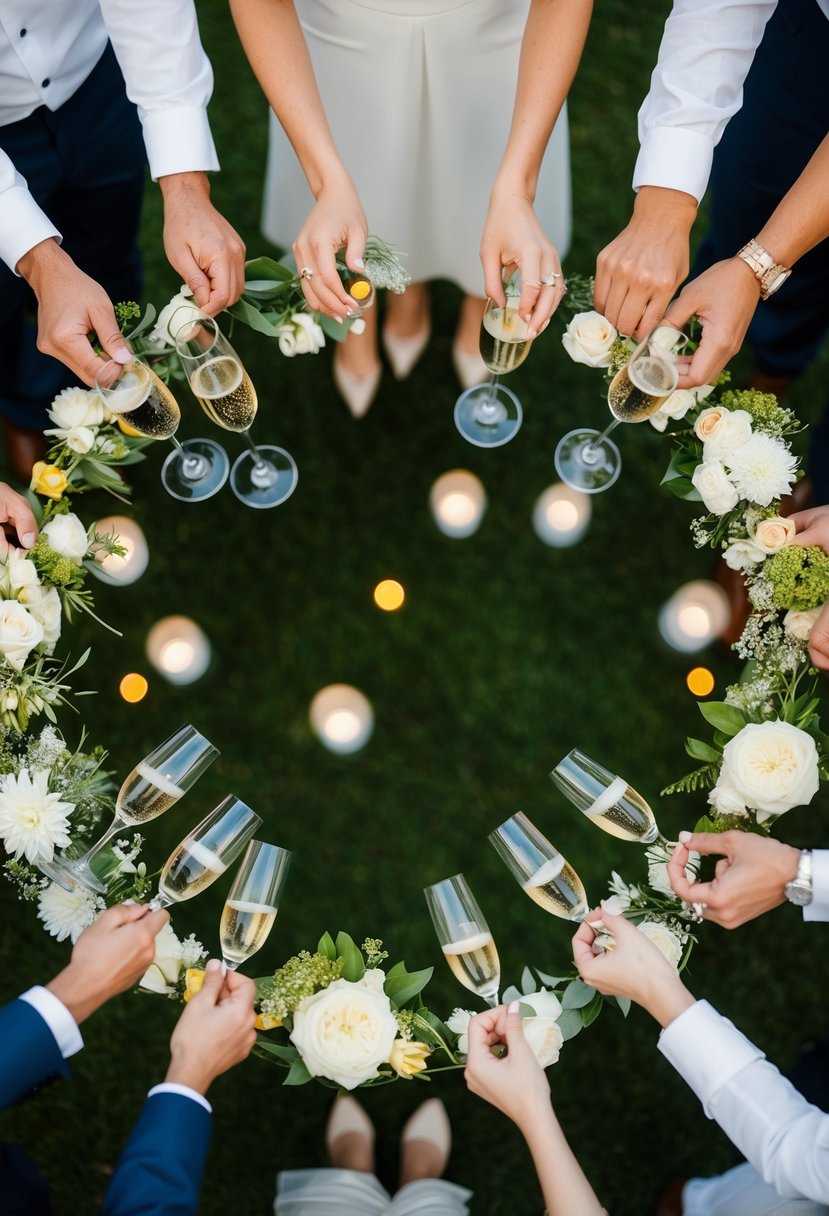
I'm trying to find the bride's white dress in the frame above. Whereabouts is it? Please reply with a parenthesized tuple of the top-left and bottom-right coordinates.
(261, 0, 572, 295)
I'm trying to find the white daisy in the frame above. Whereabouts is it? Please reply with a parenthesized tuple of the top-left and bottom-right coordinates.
(725, 433, 797, 506)
(0, 769, 74, 863)
(37, 882, 103, 943)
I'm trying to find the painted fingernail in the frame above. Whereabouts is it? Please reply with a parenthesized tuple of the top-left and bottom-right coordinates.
(527, 327, 537, 339)
(507, 1000, 520, 1013)
(334, 315, 343, 324)
(206, 958, 222, 973)
(353, 257, 365, 269)
(20, 531, 36, 547)
(678, 830, 692, 843)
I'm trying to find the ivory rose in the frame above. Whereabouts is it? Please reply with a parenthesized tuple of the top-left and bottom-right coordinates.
(22, 585, 62, 650)
(289, 978, 399, 1090)
(691, 459, 739, 516)
(694, 407, 752, 456)
(718, 720, 820, 822)
(48, 387, 107, 431)
(42, 514, 90, 563)
(447, 988, 563, 1067)
(753, 515, 796, 554)
(561, 311, 618, 368)
(723, 538, 765, 571)
(278, 314, 325, 357)
(0, 600, 43, 670)
(150, 288, 207, 346)
(784, 606, 823, 641)
(637, 921, 683, 969)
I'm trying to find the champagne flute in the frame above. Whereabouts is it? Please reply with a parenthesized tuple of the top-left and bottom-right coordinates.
(36, 724, 219, 895)
(555, 324, 688, 494)
(550, 748, 672, 848)
(151, 795, 262, 910)
(424, 873, 500, 1008)
(219, 839, 291, 971)
(489, 812, 589, 921)
(97, 354, 230, 503)
(174, 317, 298, 510)
(454, 281, 532, 448)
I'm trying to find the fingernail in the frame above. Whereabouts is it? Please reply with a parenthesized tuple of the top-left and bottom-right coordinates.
(507, 1000, 520, 1013)
(20, 531, 36, 547)
(353, 258, 365, 269)
(678, 830, 692, 843)
(206, 958, 222, 973)
(527, 327, 537, 339)
(334, 316, 343, 324)
(113, 348, 131, 365)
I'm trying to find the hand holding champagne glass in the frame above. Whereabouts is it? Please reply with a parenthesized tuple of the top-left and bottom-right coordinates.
(555, 324, 689, 493)
(219, 840, 291, 970)
(489, 812, 589, 921)
(424, 873, 500, 1007)
(174, 317, 297, 509)
(152, 795, 262, 910)
(454, 276, 533, 448)
(36, 724, 219, 894)
(550, 748, 671, 849)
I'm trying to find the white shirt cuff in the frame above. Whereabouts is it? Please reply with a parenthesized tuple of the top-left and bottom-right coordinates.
(804, 851, 829, 922)
(140, 107, 219, 180)
(633, 127, 714, 205)
(657, 999, 764, 1116)
(20, 986, 83, 1060)
(148, 1082, 212, 1114)
(0, 187, 62, 276)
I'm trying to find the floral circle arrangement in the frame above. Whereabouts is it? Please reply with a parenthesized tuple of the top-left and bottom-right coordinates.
(0, 273, 825, 1090)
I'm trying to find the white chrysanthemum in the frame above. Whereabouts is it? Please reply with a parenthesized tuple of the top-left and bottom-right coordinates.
(0, 769, 74, 863)
(725, 433, 797, 506)
(37, 882, 103, 943)
(180, 933, 207, 969)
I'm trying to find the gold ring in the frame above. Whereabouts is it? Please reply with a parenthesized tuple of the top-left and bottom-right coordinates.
(299, 267, 314, 280)
(541, 272, 561, 287)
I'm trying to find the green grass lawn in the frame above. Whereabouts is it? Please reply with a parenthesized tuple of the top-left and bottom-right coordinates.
(1, 2, 828, 1212)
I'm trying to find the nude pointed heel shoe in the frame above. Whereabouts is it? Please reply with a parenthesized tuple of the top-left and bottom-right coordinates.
(401, 1097, 452, 1175)
(452, 341, 488, 390)
(326, 1095, 375, 1156)
(333, 357, 382, 419)
(382, 324, 431, 380)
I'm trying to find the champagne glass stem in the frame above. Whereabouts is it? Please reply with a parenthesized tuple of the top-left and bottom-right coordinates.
(584, 418, 620, 460)
(76, 815, 129, 873)
(149, 893, 173, 911)
(484, 990, 500, 1009)
(240, 430, 269, 469)
(169, 435, 208, 481)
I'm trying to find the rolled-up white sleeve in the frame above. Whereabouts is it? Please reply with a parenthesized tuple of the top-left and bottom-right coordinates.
(0, 152, 61, 273)
(804, 850, 829, 922)
(633, 0, 778, 202)
(659, 1000, 829, 1202)
(98, 0, 219, 179)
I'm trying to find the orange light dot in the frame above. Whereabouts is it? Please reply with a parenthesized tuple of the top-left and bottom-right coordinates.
(349, 278, 371, 300)
(120, 672, 148, 703)
(373, 579, 405, 611)
(686, 667, 715, 697)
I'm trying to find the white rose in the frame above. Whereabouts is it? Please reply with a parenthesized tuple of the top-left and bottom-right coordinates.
(691, 459, 740, 516)
(359, 968, 386, 994)
(723, 538, 766, 571)
(694, 407, 753, 457)
(719, 720, 820, 821)
(648, 409, 670, 433)
(289, 978, 399, 1090)
(637, 921, 684, 969)
(661, 388, 698, 421)
(518, 989, 564, 1068)
(446, 1007, 474, 1053)
(291, 313, 326, 355)
(150, 288, 207, 346)
(41, 514, 90, 563)
(646, 847, 700, 898)
(44, 424, 96, 454)
(2, 551, 39, 595)
(139, 922, 185, 994)
(278, 327, 298, 357)
(48, 387, 107, 430)
(561, 311, 618, 368)
(784, 606, 823, 641)
(706, 779, 748, 819)
(22, 585, 61, 650)
(753, 516, 796, 554)
(0, 600, 43, 670)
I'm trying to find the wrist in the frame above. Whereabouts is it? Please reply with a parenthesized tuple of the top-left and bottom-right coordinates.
(644, 978, 695, 1029)
(158, 170, 211, 202)
(165, 1048, 213, 1096)
(46, 964, 104, 1027)
(633, 185, 697, 232)
(16, 237, 65, 286)
(490, 166, 537, 207)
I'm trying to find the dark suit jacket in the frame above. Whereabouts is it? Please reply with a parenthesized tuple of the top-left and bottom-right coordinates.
(102, 1091, 211, 1215)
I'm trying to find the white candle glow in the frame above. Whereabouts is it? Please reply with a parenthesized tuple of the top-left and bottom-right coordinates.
(430, 470, 487, 538)
(532, 483, 592, 547)
(658, 580, 730, 652)
(146, 616, 211, 684)
(90, 516, 149, 585)
(309, 684, 374, 754)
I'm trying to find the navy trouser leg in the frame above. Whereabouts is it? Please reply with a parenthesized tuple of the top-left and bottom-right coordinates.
(0, 44, 146, 430)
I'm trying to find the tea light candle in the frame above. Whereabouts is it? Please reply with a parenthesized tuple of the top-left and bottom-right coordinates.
(658, 580, 730, 652)
(430, 470, 487, 538)
(146, 616, 211, 684)
(90, 516, 149, 585)
(532, 483, 592, 547)
(309, 684, 374, 754)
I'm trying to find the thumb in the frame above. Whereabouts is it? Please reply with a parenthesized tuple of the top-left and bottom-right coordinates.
(502, 1000, 528, 1050)
(196, 958, 225, 1005)
(343, 229, 366, 272)
(89, 303, 131, 364)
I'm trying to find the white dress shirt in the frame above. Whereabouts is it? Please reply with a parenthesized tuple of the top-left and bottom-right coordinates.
(659, 1000, 829, 1203)
(0, 0, 219, 272)
(633, 0, 829, 204)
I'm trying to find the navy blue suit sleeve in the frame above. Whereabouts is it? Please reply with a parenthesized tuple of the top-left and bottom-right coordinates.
(103, 1092, 211, 1216)
(0, 999, 68, 1109)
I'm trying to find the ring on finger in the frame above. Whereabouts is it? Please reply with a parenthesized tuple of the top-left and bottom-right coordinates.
(691, 901, 707, 921)
(541, 271, 562, 287)
(299, 266, 315, 280)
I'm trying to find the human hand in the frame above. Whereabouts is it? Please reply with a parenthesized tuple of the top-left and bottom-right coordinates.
(594, 186, 696, 340)
(293, 171, 367, 321)
(16, 240, 132, 387)
(667, 830, 800, 928)
(0, 483, 38, 555)
(464, 1002, 550, 1130)
(790, 505, 829, 556)
(165, 961, 256, 1095)
(160, 172, 246, 315)
(662, 258, 762, 388)
(480, 187, 565, 335)
(572, 910, 694, 1028)
(46, 903, 170, 1026)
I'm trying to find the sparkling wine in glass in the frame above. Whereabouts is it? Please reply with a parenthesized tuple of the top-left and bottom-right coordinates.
(555, 324, 688, 493)
(152, 795, 262, 910)
(219, 839, 291, 971)
(175, 317, 297, 510)
(36, 724, 219, 894)
(454, 282, 532, 448)
(489, 811, 589, 921)
(550, 748, 671, 847)
(424, 873, 500, 1008)
(97, 355, 229, 503)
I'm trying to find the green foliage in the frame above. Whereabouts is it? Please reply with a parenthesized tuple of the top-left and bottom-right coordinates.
(764, 545, 829, 610)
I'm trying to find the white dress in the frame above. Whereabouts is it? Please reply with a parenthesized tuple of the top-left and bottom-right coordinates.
(261, 0, 571, 297)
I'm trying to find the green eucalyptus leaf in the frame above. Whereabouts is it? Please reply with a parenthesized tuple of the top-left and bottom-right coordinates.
(384, 966, 433, 1007)
(254, 1039, 298, 1063)
(521, 966, 535, 994)
(698, 701, 746, 736)
(283, 1056, 313, 1086)
(501, 984, 521, 1005)
(557, 1008, 584, 1041)
(244, 256, 295, 281)
(580, 990, 604, 1027)
(561, 979, 596, 1010)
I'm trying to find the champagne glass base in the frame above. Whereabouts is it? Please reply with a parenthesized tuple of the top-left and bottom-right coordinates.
(554, 428, 621, 494)
(454, 384, 523, 448)
(35, 856, 107, 895)
(162, 438, 230, 503)
(231, 446, 298, 509)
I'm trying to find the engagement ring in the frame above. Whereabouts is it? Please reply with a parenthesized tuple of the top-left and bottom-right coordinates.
(299, 266, 315, 279)
(691, 901, 707, 921)
(541, 271, 562, 286)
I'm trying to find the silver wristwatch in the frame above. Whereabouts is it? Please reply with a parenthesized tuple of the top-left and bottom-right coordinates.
(784, 849, 813, 907)
(736, 238, 792, 300)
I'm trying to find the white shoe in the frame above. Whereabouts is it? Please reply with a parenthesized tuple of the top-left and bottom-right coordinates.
(326, 1095, 375, 1157)
(333, 357, 382, 419)
(401, 1098, 451, 1175)
(382, 324, 430, 380)
(452, 342, 488, 390)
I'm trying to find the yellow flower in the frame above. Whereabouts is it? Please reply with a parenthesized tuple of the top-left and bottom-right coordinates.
(183, 968, 205, 1002)
(389, 1039, 430, 1078)
(255, 1011, 282, 1031)
(30, 462, 69, 500)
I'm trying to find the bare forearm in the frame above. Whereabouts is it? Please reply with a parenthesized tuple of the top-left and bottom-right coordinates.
(758, 132, 829, 268)
(521, 1100, 606, 1216)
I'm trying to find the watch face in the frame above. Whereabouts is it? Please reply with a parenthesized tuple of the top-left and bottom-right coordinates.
(764, 268, 792, 297)
(785, 881, 812, 906)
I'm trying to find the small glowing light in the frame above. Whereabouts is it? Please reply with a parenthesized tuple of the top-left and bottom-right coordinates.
(310, 684, 374, 754)
(146, 616, 211, 685)
(90, 516, 149, 585)
(374, 579, 405, 611)
(659, 581, 730, 652)
(533, 483, 592, 547)
(430, 470, 487, 538)
(120, 673, 148, 703)
(687, 667, 715, 697)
